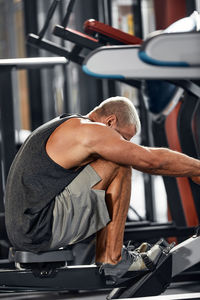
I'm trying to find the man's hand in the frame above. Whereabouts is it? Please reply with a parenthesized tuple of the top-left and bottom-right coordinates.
(191, 176, 200, 185)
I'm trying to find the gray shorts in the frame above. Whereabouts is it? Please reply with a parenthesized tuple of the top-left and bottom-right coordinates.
(50, 164, 111, 250)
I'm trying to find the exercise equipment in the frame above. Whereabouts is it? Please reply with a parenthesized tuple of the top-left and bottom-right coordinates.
(23, 0, 200, 245)
(82, 41, 200, 80)
(27, 2, 142, 89)
(0, 57, 67, 68)
(0, 228, 199, 299)
(18, 1, 200, 231)
(108, 229, 200, 299)
(2, 3, 200, 298)
(83, 11, 200, 79)
(82, 12, 200, 228)
(27, 0, 87, 66)
(0, 57, 67, 259)
(54, 19, 142, 47)
(4, 0, 196, 241)
(80, 14, 200, 297)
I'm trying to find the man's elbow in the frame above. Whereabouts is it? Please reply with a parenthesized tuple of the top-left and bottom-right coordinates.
(144, 148, 169, 173)
(137, 154, 163, 173)
(145, 159, 162, 172)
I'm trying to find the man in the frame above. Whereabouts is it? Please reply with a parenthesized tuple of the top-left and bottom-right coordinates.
(5, 96, 200, 281)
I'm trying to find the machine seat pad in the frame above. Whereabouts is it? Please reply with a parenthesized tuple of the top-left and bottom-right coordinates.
(9, 247, 74, 264)
(53, 25, 100, 50)
(84, 19, 142, 45)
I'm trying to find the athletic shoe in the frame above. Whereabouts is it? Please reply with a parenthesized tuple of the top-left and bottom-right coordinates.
(99, 243, 162, 284)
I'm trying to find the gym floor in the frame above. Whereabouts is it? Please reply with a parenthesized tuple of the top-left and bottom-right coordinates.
(0, 281, 199, 300)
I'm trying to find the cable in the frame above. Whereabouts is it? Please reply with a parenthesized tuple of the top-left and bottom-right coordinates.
(128, 206, 144, 221)
(38, 0, 61, 39)
(61, 0, 76, 27)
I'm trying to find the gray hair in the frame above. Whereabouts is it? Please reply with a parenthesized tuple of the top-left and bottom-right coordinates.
(94, 96, 141, 134)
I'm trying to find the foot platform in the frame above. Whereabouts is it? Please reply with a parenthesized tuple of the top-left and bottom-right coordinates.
(107, 251, 173, 299)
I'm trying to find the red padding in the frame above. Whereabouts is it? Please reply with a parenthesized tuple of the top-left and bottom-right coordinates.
(65, 27, 99, 43)
(165, 102, 199, 227)
(84, 19, 142, 45)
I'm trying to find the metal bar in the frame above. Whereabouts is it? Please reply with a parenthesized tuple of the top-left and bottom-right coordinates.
(139, 92, 155, 221)
(121, 293, 200, 300)
(0, 57, 67, 69)
(61, 0, 76, 27)
(0, 175, 4, 212)
(24, 0, 44, 130)
(28, 34, 84, 65)
(0, 70, 16, 185)
(53, 25, 100, 50)
(38, 0, 61, 38)
(124, 225, 195, 241)
(170, 80, 200, 98)
(0, 265, 125, 291)
(171, 235, 200, 277)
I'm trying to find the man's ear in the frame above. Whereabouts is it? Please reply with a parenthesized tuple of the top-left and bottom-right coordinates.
(106, 115, 117, 127)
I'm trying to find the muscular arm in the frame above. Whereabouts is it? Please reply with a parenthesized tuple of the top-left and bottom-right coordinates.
(85, 123, 200, 178)
(46, 118, 200, 182)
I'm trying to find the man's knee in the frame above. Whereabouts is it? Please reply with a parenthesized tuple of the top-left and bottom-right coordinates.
(91, 158, 129, 173)
(90, 158, 131, 189)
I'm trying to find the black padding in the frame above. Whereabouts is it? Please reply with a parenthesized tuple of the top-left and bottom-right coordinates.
(53, 25, 100, 50)
(9, 247, 74, 263)
(152, 120, 186, 226)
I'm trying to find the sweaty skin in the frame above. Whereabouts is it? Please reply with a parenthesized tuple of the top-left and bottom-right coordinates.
(46, 113, 200, 184)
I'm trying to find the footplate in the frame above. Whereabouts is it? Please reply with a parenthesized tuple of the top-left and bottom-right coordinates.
(107, 252, 172, 299)
(108, 234, 200, 299)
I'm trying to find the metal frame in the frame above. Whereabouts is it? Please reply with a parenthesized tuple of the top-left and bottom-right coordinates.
(123, 293, 200, 300)
(0, 264, 118, 292)
(108, 234, 200, 299)
(0, 57, 67, 205)
(0, 57, 67, 69)
(0, 233, 199, 298)
(82, 45, 200, 80)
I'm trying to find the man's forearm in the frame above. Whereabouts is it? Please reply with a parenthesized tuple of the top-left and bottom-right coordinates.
(135, 147, 200, 178)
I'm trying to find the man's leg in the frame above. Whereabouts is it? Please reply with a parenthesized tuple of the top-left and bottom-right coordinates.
(90, 159, 132, 265)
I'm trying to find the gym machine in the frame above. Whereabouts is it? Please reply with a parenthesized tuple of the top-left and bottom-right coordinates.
(51, 9, 200, 233)
(82, 12, 200, 231)
(0, 228, 200, 299)
(27, 0, 142, 89)
(1, 2, 200, 299)
(53, 10, 200, 234)
(53, 9, 200, 298)
(82, 33, 200, 80)
(0, 0, 195, 258)
(5, 0, 200, 233)
(17, 0, 200, 247)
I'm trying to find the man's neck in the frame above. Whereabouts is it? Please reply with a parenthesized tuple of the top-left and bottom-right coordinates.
(87, 111, 99, 122)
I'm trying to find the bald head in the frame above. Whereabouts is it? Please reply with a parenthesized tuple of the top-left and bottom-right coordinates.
(91, 96, 141, 135)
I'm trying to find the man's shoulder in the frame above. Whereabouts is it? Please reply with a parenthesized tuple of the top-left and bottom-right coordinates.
(64, 118, 112, 145)
(56, 117, 105, 140)
(63, 117, 105, 130)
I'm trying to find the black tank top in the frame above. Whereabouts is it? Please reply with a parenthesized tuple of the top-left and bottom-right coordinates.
(5, 114, 85, 252)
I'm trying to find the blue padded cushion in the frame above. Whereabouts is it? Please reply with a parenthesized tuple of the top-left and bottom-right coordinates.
(144, 12, 199, 115)
(144, 80, 176, 115)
